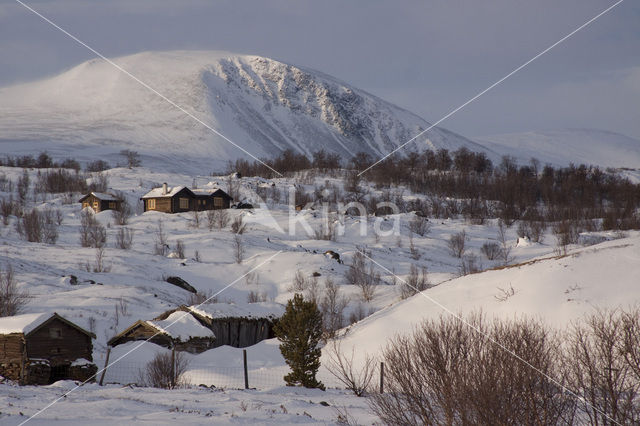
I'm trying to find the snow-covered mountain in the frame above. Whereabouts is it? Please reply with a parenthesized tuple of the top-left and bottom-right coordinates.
(475, 129, 640, 170)
(0, 50, 486, 172)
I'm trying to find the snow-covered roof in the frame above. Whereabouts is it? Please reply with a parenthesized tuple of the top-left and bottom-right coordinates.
(188, 302, 285, 321)
(0, 313, 51, 335)
(192, 187, 229, 197)
(141, 186, 191, 199)
(147, 311, 215, 341)
(89, 192, 119, 201)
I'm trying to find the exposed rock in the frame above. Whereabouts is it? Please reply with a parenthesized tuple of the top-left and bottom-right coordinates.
(165, 276, 197, 293)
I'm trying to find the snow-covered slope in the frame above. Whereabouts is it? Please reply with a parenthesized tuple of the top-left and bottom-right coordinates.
(0, 50, 486, 172)
(475, 129, 640, 169)
(333, 235, 640, 365)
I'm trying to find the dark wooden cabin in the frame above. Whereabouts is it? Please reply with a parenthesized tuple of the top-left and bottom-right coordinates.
(79, 192, 122, 213)
(141, 184, 197, 214)
(107, 312, 215, 354)
(193, 188, 233, 210)
(0, 312, 97, 385)
(141, 183, 232, 213)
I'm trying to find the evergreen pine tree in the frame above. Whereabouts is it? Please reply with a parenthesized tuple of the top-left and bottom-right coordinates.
(274, 293, 325, 390)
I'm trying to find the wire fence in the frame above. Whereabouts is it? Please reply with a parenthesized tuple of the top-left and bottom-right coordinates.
(94, 350, 366, 391)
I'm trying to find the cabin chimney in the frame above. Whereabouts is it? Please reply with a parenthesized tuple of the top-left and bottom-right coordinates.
(162, 182, 168, 195)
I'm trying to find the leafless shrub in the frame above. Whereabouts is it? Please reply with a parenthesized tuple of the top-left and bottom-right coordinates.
(344, 248, 379, 302)
(314, 215, 337, 241)
(497, 220, 514, 265)
(153, 220, 168, 256)
(231, 214, 246, 234)
(400, 264, 430, 299)
(85, 247, 110, 273)
(349, 303, 368, 325)
(208, 209, 230, 231)
(408, 236, 420, 260)
(233, 235, 244, 263)
(447, 230, 466, 258)
(175, 240, 185, 259)
(320, 278, 349, 338)
(80, 210, 106, 248)
(193, 250, 201, 262)
(187, 290, 217, 306)
(116, 297, 129, 318)
(409, 215, 431, 236)
(247, 290, 267, 303)
(244, 271, 259, 287)
(304, 275, 321, 304)
(566, 309, 640, 425)
(226, 174, 240, 201)
(87, 172, 108, 193)
(1, 197, 15, 226)
(326, 340, 376, 396)
(112, 193, 132, 226)
(85, 160, 110, 173)
(120, 149, 141, 168)
(0, 264, 29, 316)
(290, 270, 307, 292)
(16, 208, 43, 243)
(494, 283, 516, 301)
(16, 169, 29, 205)
(481, 241, 501, 261)
(369, 313, 574, 426)
(42, 207, 59, 244)
(334, 404, 361, 426)
(621, 307, 640, 383)
(459, 253, 482, 276)
(115, 227, 133, 250)
(553, 220, 579, 256)
(138, 351, 189, 389)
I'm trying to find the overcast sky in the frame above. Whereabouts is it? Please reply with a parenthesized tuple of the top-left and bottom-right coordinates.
(0, 0, 638, 139)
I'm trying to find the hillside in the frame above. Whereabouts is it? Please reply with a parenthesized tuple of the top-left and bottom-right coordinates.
(332, 234, 640, 366)
(0, 50, 488, 172)
(475, 128, 640, 170)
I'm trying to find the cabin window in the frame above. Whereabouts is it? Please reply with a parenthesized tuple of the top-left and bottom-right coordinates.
(148, 199, 156, 210)
(213, 197, 224, 208)
(109, 202, 116, 209)
(179, 198, 189, 209)
(49, 328, 62, 339)
(93, 201, 99, 210)
(82, 202, 89, 208)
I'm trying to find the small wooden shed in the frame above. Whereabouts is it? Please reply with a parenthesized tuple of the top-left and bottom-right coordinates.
(140, 183, 197, 214)
(108, 311, 216, 354)
(79, 192, 122, 213)
(0, 312, 97, 385)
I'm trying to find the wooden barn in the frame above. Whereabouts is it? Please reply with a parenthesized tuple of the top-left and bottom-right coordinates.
(79, 192, 122, 213)
(107, 311, 215, 354)
(192, 188, 233, 210)
(0, 312, 97, 385)
(179, 302, 283, 349)
(108, 302, 284, 353)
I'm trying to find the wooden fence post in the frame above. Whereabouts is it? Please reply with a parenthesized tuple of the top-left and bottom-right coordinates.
(170, 346, 176, 389)
(379, 362, 384, 394)
(98, 347, 111, 386)
(243, 349, 249, 389)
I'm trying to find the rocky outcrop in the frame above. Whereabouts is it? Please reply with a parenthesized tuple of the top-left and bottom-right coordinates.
(165, 276, 197, 293)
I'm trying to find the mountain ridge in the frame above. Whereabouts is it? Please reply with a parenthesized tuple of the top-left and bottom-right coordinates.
(0, 50, 488, 172)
